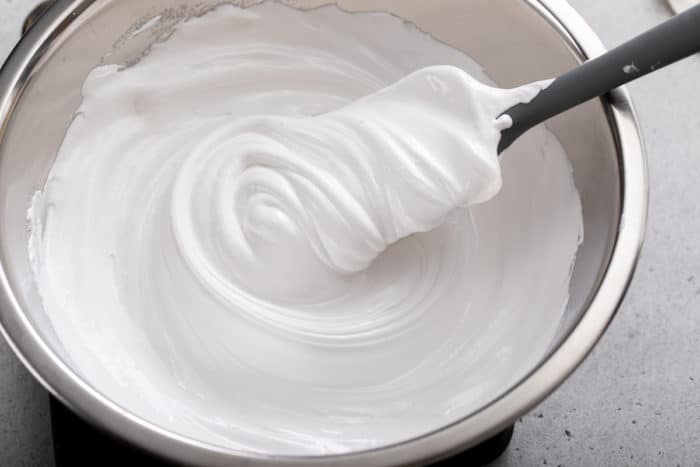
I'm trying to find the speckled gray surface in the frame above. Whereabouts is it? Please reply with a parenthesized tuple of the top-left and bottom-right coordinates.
(1, 1, 699, 466)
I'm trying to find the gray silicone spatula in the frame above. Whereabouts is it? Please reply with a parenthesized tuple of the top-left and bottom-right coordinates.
(498, 4, 700, 154)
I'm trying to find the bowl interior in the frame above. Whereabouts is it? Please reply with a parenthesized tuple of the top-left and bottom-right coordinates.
(0, 0, 620, 457)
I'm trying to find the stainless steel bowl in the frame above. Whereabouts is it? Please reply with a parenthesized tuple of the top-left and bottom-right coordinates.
(0, 1, 647, 465)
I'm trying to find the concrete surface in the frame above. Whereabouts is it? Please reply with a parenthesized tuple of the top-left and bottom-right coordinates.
(1, 0, 699, 466)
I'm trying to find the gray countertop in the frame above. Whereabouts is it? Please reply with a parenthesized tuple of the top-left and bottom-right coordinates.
(1, 1, 699, 466)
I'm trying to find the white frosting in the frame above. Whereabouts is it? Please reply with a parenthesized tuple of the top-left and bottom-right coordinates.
(171, 64, 549, 302)
(28, 2, 583, 455)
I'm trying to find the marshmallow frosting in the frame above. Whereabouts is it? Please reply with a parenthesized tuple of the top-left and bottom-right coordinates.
(28, 2, 583, 455)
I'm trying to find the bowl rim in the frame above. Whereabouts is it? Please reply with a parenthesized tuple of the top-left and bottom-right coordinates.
(0, 1, 648, 465)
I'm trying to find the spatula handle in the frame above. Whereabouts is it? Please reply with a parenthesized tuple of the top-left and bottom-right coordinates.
(498, 4, 700, 153)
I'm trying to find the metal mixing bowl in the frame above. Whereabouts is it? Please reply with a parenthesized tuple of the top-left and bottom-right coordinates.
(0, 1, 647, 465)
